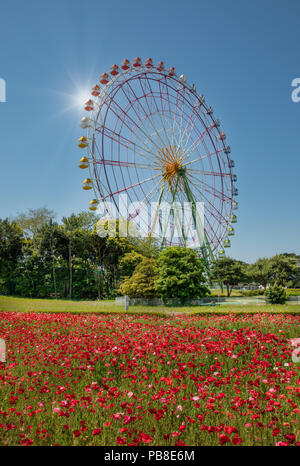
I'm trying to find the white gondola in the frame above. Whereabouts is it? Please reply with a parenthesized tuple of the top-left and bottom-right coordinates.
(232, 201, 238, 210)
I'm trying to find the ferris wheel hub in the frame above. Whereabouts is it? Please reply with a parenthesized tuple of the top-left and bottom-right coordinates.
(153, 145, 187, 190)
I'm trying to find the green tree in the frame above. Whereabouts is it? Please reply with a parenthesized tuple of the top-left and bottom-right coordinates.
(14, 241, 53, 298)
(128, 236, 160, 259)
(0, 219, 24, 294)
(211, 257, 247, 297)
(119, 257, 157, 298)
(14, 207, 56, 237)
(35, 220, 61, 297)
(247, 258, 271, 290)
(265, 283, 287, 304)
(119, 251, 145, 280)
(154, 247, 209, 304)
(268, 254, 299, 287)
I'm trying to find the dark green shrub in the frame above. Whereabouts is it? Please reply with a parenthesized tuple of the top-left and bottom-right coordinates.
(154, 247, 209, 305)
(265, 283, 287, 304)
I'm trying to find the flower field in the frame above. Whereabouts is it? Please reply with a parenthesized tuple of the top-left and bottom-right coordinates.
(0, 311, 299, 446)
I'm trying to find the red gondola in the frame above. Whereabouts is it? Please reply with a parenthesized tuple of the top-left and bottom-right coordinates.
(100, 73, 109, 85)
(121, 59, 130, 70)
(133, 57, 142, 67)
(110, 64, 119, 76)
(91, 85, 100, 96)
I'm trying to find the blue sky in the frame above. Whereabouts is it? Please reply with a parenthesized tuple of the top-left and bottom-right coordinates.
(0, 0, 299, 263)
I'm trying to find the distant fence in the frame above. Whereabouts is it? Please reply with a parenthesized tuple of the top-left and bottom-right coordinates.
(115, 297, 222, 306)
(115, 295, 300, 306)
(287, 296, 300, 304)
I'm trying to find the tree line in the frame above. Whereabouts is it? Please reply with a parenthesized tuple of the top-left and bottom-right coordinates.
(0, 207, 299, 301)
(0, 208, 159, 300)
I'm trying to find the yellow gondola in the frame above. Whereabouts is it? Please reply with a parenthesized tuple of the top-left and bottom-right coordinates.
(78, 157, 89, 169)
(78, 136, 89, 148)
(89, 199, 99, 211)
(82, 179, 93, 190)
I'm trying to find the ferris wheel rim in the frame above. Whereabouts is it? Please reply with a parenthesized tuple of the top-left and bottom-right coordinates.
(79, 59, 237, 258)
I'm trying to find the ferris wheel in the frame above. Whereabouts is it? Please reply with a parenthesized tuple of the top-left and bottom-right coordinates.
(77, 57, 238, 263)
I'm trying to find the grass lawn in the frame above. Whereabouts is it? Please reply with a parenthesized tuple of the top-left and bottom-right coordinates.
(0, 295, 299, 315)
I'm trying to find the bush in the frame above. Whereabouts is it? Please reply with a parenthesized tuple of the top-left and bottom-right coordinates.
(118, 251, 145, 280)
(154, 247, 209, 305)
(265, 283, 287, 304)
(119, 258, 158, 298)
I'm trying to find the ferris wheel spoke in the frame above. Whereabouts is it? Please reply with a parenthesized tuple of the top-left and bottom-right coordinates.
(187, 169, 232, 177)
(160, 76, 183, 148)
(203, 213, 222, 247)
(188, 173, 231, 203)
(177, 86, 188, 147)
(182, 148, 223, 168)
(128, 178, 165, 222)
(188, 177, 229, 223)
(99, 173, 161, 201)
(184, 185, 222, 247)
(91, 158, 156, 170)
(96, 125, 158, 161)
(103, 91, 162, 155)
(183, 125, 216, 159)
(171, 84, 186, 147)
(177, 102, 202, 150)
(162, 75, 172, 115)
(140, 75, 174, 149)
(120, 79, 171, 153)
(157, 79, 174, 148)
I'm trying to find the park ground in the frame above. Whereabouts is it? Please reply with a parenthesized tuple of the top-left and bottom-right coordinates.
(0, 295, 299, 316)
(0, 296, 299, 446)
(0, 308, 299, 446)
